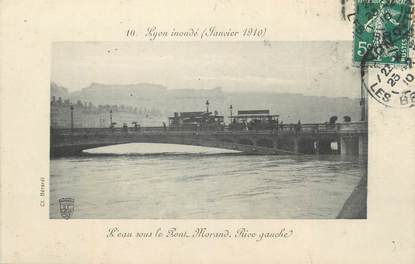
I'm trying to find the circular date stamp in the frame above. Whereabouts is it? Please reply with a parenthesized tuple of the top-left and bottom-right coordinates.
(366, 64, 414, 107)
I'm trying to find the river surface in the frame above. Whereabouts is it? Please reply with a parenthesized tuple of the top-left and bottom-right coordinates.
(50, 143, 366, 219)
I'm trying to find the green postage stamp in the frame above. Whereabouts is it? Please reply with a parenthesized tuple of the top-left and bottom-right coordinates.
(353, 0, 414, 66)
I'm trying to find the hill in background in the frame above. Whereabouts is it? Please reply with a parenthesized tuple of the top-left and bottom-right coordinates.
(51, 82, 361, 124)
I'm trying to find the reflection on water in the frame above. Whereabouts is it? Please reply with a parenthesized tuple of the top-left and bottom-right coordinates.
(50, 143, 367, 219)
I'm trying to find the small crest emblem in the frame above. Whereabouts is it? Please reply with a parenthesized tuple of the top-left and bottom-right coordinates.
(59, 198, 75, 219)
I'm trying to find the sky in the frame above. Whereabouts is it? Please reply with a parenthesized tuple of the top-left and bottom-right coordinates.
(52, 41, 361, 98)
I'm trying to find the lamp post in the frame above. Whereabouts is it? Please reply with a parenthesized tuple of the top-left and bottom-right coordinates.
(205, 100, 210, 113)
(110, 109, 113, 128)
(229, 105, 233, 123)
(360, 66, 368, 121)
(70, 105, 74, 131)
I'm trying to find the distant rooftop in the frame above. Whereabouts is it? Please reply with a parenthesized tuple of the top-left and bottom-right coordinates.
(237, 110, 270, 115)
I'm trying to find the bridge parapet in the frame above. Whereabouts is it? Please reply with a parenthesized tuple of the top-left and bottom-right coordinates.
(336, 121, 368, 134)
(51, 122, 367, 136)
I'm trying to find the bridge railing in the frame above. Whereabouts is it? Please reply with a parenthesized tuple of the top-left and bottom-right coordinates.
(336, 121, 368, 133)
(51, 122, 367, 136)
(276, 122, 367, 134)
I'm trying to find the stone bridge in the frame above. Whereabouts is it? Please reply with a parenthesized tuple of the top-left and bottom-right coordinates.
(50, 122, 368, 157)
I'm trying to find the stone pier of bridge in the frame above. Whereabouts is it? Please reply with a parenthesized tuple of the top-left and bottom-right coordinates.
(340, 135, 368, 156)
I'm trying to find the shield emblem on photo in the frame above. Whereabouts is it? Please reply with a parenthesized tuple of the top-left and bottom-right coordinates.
(59, 198, 75, 219)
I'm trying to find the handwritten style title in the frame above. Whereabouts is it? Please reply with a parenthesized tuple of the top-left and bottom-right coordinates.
(126, 26, 267, 40)
(106, 226, 293, 242)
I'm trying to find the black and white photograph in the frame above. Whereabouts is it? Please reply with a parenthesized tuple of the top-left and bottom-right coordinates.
(4, 0, 415, 263)
(50, 41, 368, 219)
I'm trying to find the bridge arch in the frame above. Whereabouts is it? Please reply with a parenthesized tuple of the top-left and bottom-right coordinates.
(256, 138, 274, 148)
(237, 138, 254, 146)
(318, 138, 339, 154)
(297, 137, 316, 154)
(276, 136, 294, 152)
(220, 138, 235, 143)
(50, 125, 366, 156)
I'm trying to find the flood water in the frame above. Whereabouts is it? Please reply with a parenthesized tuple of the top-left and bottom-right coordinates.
(50, 143, 366, 219)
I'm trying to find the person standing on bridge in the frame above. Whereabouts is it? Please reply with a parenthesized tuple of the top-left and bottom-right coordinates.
(296, 120, 301, 134)
(275, 118, 279, 134)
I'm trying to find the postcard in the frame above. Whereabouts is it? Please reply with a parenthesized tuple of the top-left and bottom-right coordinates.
(1, 0, 414, 263)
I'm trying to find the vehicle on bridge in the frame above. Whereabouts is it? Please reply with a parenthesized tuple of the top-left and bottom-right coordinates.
(168, 111, 225, 131)
(229, 110, 279, 131)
